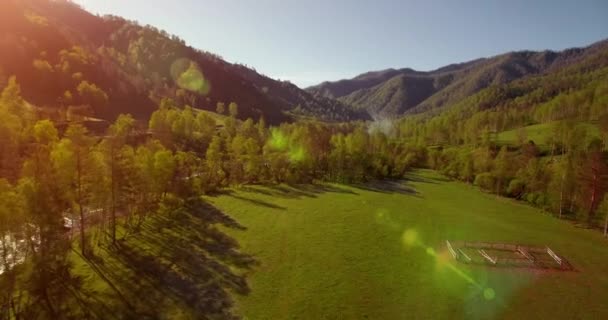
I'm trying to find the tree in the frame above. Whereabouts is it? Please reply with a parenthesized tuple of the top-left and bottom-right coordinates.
(102, 115, 135, 244)
(52, 124, 95, 256)
(195, 111, 216, 147)
(216, 102, 225, 115)
(21, 120, 70, 317)
(599, 113, 608, 150)
(549, 153, 576, 218)
(597, 197, 608, 237)
(152, 149, 176, 197)
(0, 101, 23, 180)
(458, 152, 475, 183)
(475, 172, 497, 192)
(0, 179, 25, 315)
(205, 135, 226, 190)
(33, 59, 54, 73)
(493, 146, 512, 195)
(228, 102, 238, 118)
(228, 135, 246, 184)
(77, 81, 108, 110)
(329, 133, 347, 182)
(243, 138, 262, 182)
(578, 139, 607, 223)
(0, 76, 25, 115)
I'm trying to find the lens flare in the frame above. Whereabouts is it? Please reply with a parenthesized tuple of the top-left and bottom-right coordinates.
(483, 288, 496, 301)
(402, 228, 497, 305)
(269, 128, 288, 151)
(170, 58, 210, 95)
(289, 145, 306, 162)
(401, 229, 418, 247)
(268, 129, 308, 163)
(375, 208, 387, 220)
(374, 209, 402, 231)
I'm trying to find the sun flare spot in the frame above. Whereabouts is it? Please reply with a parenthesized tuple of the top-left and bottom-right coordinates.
(402, 229, 418, 247)
(483, 288, 496, 301)
(171, 58, 210, 95)
(269, 128, 288, 151)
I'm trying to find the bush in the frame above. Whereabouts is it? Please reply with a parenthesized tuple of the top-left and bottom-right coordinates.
(507, 179, 526, 198)
(474, 172, 496, 192)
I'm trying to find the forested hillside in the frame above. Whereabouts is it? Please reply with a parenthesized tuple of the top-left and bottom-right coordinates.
(0, 0, 364, 123)
(308, 40, 608, 117)
(395, 44, 608, 229)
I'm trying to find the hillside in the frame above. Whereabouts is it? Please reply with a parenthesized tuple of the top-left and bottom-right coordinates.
(0, 0, 365, 123)
(308, 40, 608, 117)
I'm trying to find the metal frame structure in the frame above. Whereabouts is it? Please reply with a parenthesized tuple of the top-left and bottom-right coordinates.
(445, 240, 573, 271)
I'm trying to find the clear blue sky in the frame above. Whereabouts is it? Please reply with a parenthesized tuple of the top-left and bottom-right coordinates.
(77, 0, 608, 88)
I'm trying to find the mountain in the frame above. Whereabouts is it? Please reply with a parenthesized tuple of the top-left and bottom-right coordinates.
(307, 40, 608, 118)
(0, 0, 366, 124)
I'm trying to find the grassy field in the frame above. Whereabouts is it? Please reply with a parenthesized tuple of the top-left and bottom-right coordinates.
(495, 121, 600, 148)
(206, 170, 608, 319)
(60, 170, 608, 319)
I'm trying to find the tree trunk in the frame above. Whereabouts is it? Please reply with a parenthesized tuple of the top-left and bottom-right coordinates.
(588, 169, 599, 222)
(78, 205, 85, 256)
(42, 289, 55, 318)
(1, 234, 10, 275)
(570, 193, 576, 213)
(11, 296, 19, 320)
(559, 171, 565, 219)
(77, 155, 86, 257)
(110, 143, 117, 245)
(604, 212, 608, 237)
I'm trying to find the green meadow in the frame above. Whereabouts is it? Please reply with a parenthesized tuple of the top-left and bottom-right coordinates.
(64, 170, 608, 319)
(206, 170, 608, 319)
(496, 121, 600, 148)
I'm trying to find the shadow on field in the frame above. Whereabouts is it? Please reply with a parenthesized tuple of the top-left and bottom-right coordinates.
(237, 183, 358, 200)
(224, 192, 287, 210)
(70, 197, 255, 319)
(403, 172, 449, 184)
(350, 180, 420, 196)
(235, 178, 423, 201)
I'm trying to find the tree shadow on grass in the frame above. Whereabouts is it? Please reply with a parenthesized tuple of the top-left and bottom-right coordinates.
(237, 183, 358, 200)
(234, 179, 426, 200)
(403, 171, 450, 184)
(223, 192, 287, 210)
(349, 179, 420, 196)
(70, 197, 256, 319)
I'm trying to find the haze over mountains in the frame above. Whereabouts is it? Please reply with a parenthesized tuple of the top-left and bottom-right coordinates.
(308, 40, 608, 118)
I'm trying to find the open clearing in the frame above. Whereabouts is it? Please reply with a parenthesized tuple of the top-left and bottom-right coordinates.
(208, 170, 608, 319)
(495, 121, 600, 148)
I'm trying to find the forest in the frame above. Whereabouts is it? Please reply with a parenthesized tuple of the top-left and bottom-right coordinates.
(0, 75, 425, 317)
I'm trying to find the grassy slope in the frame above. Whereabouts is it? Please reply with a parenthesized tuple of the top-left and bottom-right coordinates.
(208, 170, 608, 319)
(496, 121, 600, 147)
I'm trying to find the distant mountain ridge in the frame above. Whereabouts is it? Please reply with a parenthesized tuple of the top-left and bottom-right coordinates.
(307, 39, 608, 117)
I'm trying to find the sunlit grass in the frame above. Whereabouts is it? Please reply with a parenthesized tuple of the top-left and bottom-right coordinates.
(209, 170, 608, 319)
